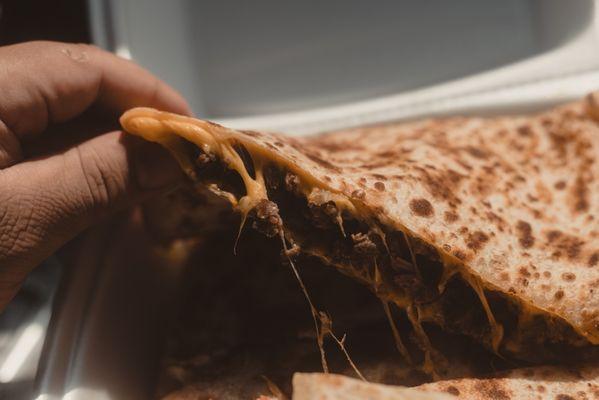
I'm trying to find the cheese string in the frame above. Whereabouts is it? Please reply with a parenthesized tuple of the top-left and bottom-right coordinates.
(279, 232, 366, 381)
(279, 233, 329, 373)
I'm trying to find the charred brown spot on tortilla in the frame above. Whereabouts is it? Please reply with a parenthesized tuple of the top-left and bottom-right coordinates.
(518, 267, 531, 278)
(547, 233, 585, 261)
(555, 290, 565, 300)
(536, 384, 546, 392)
(410, 198, 434, 218)
(453, 250, 468, 261)
(444, 385, 460, 395)
(556, 395, 576, 400)
(561, 272, 576, 282)
(485, 211, 506, 231)
(414, 167, 464, 205)
(465, 231, 489, 251)
(463, 146, 488, 159)
(376, 150, 397, 158)
(554, 180, 567, 190)
(374, 181, 386, 192)
(546, 230, 563, 243)
(572, 175, 590, 213)
(589, 252, 599, 267)
(444, 211, 459, 223)
(517, 125, 533, 136)
(516, 220, 535, 249)
(473, 380, 511, 400)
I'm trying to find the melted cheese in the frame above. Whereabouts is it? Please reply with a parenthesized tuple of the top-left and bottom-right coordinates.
(382, 301, 412, 363)
(407, 305, 442, 379)
(436, 262, 458, 294)
(439, 253, 504, 352)
(122, 112, 269, 222)
(460, 271, 504, 352)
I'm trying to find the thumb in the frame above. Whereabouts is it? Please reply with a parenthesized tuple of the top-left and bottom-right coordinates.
(0, 131, 182, 305)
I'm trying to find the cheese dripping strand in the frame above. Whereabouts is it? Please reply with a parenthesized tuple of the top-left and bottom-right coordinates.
(281, 234, 366, 380)
(280, 234, 330, 373)
(439, 256, 504, 354)
(461, 272, 504, 352)
(382, 301, 413, 364)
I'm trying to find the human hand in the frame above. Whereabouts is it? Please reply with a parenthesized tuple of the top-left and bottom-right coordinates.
(0, 41, 190, 309)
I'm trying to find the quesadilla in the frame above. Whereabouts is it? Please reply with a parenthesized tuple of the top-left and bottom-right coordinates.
(120, 92, 599, 398)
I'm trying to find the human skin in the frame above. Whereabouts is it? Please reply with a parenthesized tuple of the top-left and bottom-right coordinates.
(0, 41, 191, 310)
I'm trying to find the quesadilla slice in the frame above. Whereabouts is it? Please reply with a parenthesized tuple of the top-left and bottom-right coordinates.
(120, 92, 599, 397)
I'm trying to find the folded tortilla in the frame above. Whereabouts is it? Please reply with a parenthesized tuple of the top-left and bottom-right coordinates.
(121, 92, 599, 397)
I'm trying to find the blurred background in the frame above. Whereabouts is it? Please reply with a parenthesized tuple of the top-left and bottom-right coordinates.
(1, 0, 598, 399)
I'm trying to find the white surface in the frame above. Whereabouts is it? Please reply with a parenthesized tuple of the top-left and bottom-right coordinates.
(89, 0, 599, 134)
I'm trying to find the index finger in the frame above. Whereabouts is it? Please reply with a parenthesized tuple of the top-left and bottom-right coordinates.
(0, 41, 191, 140)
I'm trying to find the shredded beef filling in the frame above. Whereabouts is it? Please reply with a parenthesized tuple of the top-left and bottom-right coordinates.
(251, 199, 283, 238)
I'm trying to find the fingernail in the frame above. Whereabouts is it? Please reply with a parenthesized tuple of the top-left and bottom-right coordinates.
(134, 141, 183, 190)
